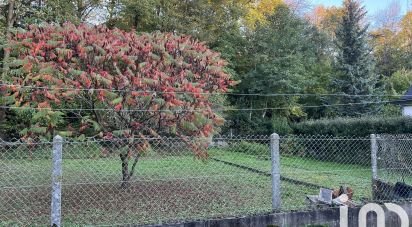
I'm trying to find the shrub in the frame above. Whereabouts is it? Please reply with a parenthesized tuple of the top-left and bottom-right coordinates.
(224, 114, 292, 136)
(272, 116, 293, 135)
(224, 112, 274, 135)
(288, 116, 412, 165)
(291, 116, 412, 136)
(235, 141, 269, 156)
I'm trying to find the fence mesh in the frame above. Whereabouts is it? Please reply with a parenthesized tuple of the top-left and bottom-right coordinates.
(279, 135, 372, 209)
(1, 134, 411, 226)
(375, 134, 412, 201)
(59, 136, 272, 225)
(0, 141, 53, 225)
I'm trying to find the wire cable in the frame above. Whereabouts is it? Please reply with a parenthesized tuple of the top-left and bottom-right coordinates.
(0, 100, 393, 113)
(0, 83, 408, 97)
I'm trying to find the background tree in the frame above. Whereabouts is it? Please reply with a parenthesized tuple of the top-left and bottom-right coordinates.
(385, 69, 412, 96)
(243, 0, 284, 29)
(243, 0, 311, 29)
(109, 0, 245, 45)
(103, 0, 247, 98)
(370, 28, 403, 78)
(369, 2, 412, 117)
(370, 0, 403, 78)
(284, 0, 311, 16)
(380, 69, 412, 117)
(2, 0, 411, 138)
(4, 23, 233, 186)
(307, 5, 344, 41)
(331, 0, 381, 117)
(398, 12, 412, 70)
(226, 5, 332, 134)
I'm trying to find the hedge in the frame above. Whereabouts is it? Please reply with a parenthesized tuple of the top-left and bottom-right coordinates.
(287, 116, 412, 165)
(291, 116, 412, 137)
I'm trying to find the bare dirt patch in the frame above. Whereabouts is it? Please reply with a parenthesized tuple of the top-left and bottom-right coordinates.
(1, 178, 271, 226)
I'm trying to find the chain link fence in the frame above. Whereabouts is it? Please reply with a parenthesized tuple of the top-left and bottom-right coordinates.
(374, 134, 412, 201)
(1, 134, 412, 226)
(0, 140, 53, 225)
(279, 135, 373, 208)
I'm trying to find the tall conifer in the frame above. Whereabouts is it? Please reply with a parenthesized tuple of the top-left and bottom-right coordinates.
(333, 0, 381, 116)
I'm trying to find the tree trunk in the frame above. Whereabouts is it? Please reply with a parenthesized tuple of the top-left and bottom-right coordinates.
(249, 101, 253, 121)
(76, 0, 84, 20)
(133, 12, 140, 30)
(2, 0, 15, 80)
(106, 0, 117, 28)
(262, 101, 267, 118)
(119, 152, 140, 189)
(120, 153, 130, 188)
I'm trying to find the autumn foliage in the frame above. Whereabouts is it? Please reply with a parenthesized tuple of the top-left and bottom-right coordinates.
(4, 23, 233, 143)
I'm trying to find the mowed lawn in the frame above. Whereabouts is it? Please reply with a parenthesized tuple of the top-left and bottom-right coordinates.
(210, 150, 374, 202)
(0, 154, 297, 226)
(0, 148, 372, 226)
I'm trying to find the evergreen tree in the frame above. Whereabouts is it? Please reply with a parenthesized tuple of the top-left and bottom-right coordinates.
(332, 0, 381, 117)
(225, 5, 332, 135)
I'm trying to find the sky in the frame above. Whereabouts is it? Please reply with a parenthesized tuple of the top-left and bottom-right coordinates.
(311, 0, 409, 15)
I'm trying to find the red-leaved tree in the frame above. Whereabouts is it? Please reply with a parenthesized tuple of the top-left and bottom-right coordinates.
(3, 23, 233, 187)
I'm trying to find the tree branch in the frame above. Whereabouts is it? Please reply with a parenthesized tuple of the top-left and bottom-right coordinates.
(128, 152, 141, 178)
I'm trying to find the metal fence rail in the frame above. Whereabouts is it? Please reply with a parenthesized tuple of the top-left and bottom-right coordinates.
(1, 134, 412, 226)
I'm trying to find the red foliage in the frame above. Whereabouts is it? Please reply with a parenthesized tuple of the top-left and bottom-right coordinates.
(7, 23, 233, 143)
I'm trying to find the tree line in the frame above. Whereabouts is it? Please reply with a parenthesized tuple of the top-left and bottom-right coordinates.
(1, 0, 412, 138)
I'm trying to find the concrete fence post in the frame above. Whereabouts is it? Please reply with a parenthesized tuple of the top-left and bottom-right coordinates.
(270, 133, 281, 211)
(371, 134, 378, 200)
(51, 135, 63, 227)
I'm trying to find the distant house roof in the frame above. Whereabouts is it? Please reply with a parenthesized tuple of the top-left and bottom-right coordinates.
(397, 86, 412, 106)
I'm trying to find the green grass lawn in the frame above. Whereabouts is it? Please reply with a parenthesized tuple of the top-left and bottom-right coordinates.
(0, 154, 304, 226)
(0, 147, 377, 226)
(210, 150, 373, 202)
